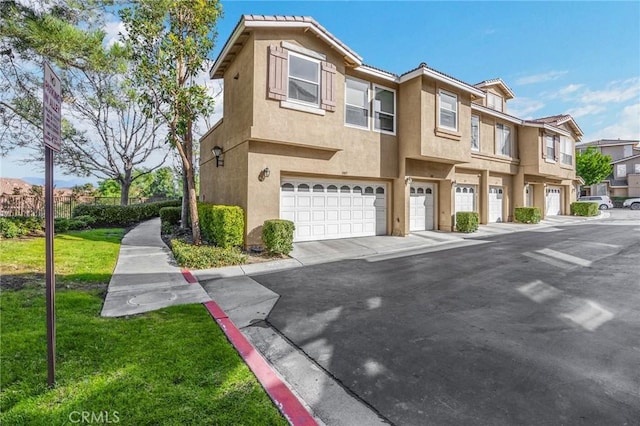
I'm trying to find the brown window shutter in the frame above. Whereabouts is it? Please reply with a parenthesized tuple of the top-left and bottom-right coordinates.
(554, 136, 560, 162)
(320, 61, 337, 112)
(541, 132, 547, 159)
(267, 45, 288, 100)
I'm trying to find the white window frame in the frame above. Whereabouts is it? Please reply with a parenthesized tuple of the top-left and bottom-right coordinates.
(287, 51, 320, 108)
(471, 114, 480, 151)
(560, 137, 573, 165)
(616, 164, 627, 178)
(373, 84, 396, 135)
(545, 135, 556, 160)
(344, 77, 370, 130)
(635, 163, 640, 174)
(487, 92, 503, 112)
(624, 144, 633, 158)
(438, 89, 458, 131)
(496, 123, 511, 157)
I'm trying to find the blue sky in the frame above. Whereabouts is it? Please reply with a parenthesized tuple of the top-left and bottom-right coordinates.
(2, 0, 639, 183)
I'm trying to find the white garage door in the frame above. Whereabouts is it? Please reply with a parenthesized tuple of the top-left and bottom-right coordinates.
(489, 186, 503, 223)
(546, 187, 561, 216)
(409, 184, 435, 231)
(455, 185, 476, 213)
(280, 179, 387, 242)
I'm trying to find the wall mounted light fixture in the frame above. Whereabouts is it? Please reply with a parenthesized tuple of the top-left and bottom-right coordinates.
(212, 145, 224, 167)
(259, 167, 271, 182)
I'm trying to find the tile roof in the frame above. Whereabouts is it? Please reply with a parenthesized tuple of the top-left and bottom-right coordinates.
(241, 15, 362, 62)
(401, 62, 481, 93)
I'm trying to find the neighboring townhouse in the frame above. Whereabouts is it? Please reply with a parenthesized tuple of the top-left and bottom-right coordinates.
(576, 139, 640, 197)
(200, 15, 583, 246)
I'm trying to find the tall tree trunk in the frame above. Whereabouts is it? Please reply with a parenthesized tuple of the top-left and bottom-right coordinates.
(184, 120, 201, 245)
(120, 181, 130, 206)
(180, 171, 188, 229)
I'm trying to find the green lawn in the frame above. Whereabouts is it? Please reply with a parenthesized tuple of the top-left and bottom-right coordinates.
(0, 229, 286, 425)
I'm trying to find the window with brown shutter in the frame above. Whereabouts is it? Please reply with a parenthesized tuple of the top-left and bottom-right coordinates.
(267, 45, 288, 100)
(554, 136, 560, 162)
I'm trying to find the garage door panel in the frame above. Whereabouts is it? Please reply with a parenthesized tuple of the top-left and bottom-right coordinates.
(410, 184, 435, 231)
(281, 179, 387, 242)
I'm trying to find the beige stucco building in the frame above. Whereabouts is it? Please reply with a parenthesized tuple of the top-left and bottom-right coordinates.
(576, 139, 640, 198)
(200, 15, 584, 247)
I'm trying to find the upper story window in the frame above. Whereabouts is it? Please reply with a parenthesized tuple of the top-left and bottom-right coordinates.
(345, 77, 369, 129)
(288, 52, 320, 106)
(635, 163, 640, 174)
(471, 115, 480, 151)
(487, 93, 503, 112)
(616, 164, 627, 178)
(439, 90, 458, 131)
(267, 44, 336, 114)
(560, 137, 573, 165)
(624, 144, 633, 157)
(496, 123, 511, 157)
(374, 85, 396, 134)
(545, 135, 557, 160)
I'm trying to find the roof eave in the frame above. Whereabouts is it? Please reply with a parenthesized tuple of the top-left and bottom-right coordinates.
(400, 68, 485, 98)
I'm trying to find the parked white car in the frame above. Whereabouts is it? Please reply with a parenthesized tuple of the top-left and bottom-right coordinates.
(622, 198, 640, 210)
(577, 195, 614, 210)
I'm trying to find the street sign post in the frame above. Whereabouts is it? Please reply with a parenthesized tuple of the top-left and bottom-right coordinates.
(43, 62, 61, 387)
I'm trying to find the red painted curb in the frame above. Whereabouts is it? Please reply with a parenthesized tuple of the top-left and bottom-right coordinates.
(203, 299, 317, 425)
(181, 269, 198, 284)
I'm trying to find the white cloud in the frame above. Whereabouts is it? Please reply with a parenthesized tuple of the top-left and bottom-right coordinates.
(582, 102, 640, 142)
(579, 77, 640, 104)
(507, 98, 545, 119)
(103, 16, 127, 48)
(566, 104, 606, 119)
(515, 70, 568, 85)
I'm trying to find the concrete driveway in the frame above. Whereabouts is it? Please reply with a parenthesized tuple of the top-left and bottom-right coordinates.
(252, 221, 640, 425)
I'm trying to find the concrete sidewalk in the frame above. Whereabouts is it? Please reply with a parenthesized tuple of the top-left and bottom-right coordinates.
(101, 218, 211, 317)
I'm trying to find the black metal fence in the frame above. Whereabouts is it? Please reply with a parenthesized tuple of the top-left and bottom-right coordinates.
(0, 195, 153, 219)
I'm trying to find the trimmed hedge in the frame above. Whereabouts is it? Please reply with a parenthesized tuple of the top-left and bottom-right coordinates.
(262, 219, 295, 255)
(455, 211, 479, 233)
(514, 207, 542, 224)
(198, 203, 244, 249)
(170, 239, 247, 269)
(72, 199, 180, 227)
(160, 207, 181, 234)
(571, 202, 599, 217)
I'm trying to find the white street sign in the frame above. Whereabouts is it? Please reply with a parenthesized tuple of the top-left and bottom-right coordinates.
(43, 62, 62, 152)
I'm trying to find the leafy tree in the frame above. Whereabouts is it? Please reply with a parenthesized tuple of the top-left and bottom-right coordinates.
(576, 147, 612, 186)
(120, 0, 222, 244)
(96, 178, 121, 197)
(1, 0, 169, 205)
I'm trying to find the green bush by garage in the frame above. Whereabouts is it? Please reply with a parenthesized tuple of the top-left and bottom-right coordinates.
(514, 207, 542, 224)
(570, 202, 599, 217)
(455, 212, 479, 233)
(262, 219, 295, 255)
(198, 203, 244, 249)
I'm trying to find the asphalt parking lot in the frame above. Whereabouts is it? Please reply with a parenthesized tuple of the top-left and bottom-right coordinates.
(253, 219, 640, 425)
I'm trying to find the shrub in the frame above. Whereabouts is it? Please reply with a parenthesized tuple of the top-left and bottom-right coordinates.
(72, 199, 180, 227)
(198, 204, 244, 249)
(455, 211, 479, 233)
(170, 239, 247, 269)
(160, 207, 181, 226)
(262, 219, 295, 255)
(54, 218, 70, 233)
(0, 216, 45, 238)
(514, 207, 541, 224)
(571, 202, 599, 217)
(0, 218, 20, 239)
